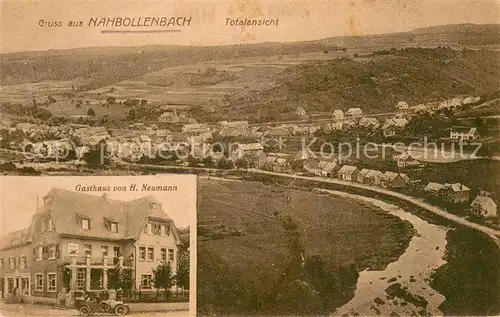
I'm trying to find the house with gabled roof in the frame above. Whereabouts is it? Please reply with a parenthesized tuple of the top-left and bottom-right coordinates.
(381, 171, 409, 189)
(0, 188, 183, 302)
(450, 126, 479, 141)
(364, 169, 385, 186)
(321, 161, 339, 177)
(345, 108, 363, 118)
(441, 183, 471, 204)
(393, 151, 421, 168)
(337, 165, 359, 181)
(470, 196, 497, 219)
(424, 182, 445, 198)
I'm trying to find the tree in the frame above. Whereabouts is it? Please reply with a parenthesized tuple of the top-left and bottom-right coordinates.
(235, 158, 249, 169)
(83, 140, 110, 166)
(152, 261, 175, 299)
(176, 248, 190, 296)
(106, 96, 117, 104)
(87, 108, 96, 116)
(108, 264, 134, 298)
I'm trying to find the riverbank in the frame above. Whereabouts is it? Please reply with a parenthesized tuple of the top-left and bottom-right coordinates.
(318, 189, 448, 316)
(197, 179, 415, 316)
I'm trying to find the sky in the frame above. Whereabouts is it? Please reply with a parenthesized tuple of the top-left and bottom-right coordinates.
(0, 175, 197, 235)
(1, 0, 499, 53)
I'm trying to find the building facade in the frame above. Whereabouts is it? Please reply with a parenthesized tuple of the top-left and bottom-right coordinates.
(0, 188, 184, 300)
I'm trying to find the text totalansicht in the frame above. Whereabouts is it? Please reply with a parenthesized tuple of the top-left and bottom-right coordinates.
(225, 17, 279, 27)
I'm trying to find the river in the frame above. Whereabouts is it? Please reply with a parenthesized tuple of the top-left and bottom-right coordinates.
(317, 189, 449, 316)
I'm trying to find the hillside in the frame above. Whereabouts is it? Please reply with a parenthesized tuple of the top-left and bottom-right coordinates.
(1, 23, 498, 90)
(223, 47, 500, 121)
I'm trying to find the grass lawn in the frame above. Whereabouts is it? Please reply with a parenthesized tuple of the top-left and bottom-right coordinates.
(197, 179, 414, 315)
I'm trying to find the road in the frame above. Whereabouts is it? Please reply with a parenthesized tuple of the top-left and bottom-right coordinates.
(0, 301, 190, 317)
(250, 169, 500, 248)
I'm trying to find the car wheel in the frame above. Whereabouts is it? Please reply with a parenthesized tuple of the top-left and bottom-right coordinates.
(114, 304, 127, 316)
(79, 305, 91, 316)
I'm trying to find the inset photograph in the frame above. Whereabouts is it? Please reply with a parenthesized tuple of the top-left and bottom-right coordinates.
(0, 175, 196, 317)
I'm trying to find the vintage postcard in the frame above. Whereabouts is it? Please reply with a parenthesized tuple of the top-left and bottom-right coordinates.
(0, 175, 196, 316)
(1, 0, 500, 316)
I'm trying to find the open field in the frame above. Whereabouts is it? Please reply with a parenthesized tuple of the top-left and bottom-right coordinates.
(197, 178, 414, 315)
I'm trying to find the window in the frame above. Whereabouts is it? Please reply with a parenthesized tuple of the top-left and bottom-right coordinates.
(82, 219, 90, 230)
(76, 269, 85, 290)
(140, 274, 152, 289)
(16, 256, 20, 268)
(147, 247, 154, 261)
(35, 273, 44, 291)
(101, 246, 108, 257)
(49, 245, 56, 259)
(47, 273, 56, 292)
(41, 219, 46, 232)
(47, 218, 53, 231)
(20, 256, 26, 269)
(160, 248, 167, 261)
(146, 223, 152, 234)
(139, 247, 146, 260)
(9, 256, 15, 269)
(43, 196, 53, 205)
(7, 278, 14, 294)
(35, 246, 42, 261)
(162, 224, 170, 236)
(84, 244, 92, 256)
(150, 202, 158, 209)
(110, 223, 118, 233)
(113, 247, 120, 258)
(168, 249, 174, 262)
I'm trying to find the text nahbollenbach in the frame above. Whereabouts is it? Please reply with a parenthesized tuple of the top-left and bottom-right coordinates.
(88, 16, 192, 27)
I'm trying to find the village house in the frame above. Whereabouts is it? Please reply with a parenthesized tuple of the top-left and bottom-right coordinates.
(381, 171, 409, 189)
(470, 196, 497, 219)
(261, 155, 278, 171)
(273, 158, 293, 174)
(332, 109, 344, 121)
(0, 188, 183, 304)
(321, 161, 339, 177)
(441, 183, 471, 204)
(450, 126, 479, 141)
(337, 165, 359, 181)
(345, 108, 363, 118)
(393, 151, 421, 168)
(303, 158, 320, 174)
(158, 111, 180, 123)
(218, 121, 250, 137)
(358, 117, 380, 130)
(364, 169, 385, 186)
(423, 182, 444, 199)
(264, 127, 291, 138)
(409, 104, 428, 113)
(181, 123, 211, 135)
(0, 229, 32, 299)
(313, 161, 328, 176)
(357, 169, 371, 184)
(295, 106, 308, 118)
(382, 125, 397, 138)
(231, 143, 264, 161)
(395, 101, 409, 110)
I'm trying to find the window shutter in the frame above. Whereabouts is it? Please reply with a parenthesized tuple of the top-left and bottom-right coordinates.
(33, 248, 36, 261)
(55, 244, 60, 259)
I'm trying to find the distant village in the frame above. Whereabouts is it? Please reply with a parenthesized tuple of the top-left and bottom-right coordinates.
(0, 95, 497, 225)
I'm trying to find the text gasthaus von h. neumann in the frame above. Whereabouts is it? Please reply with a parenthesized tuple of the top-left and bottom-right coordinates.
(88, 16, 192, 27)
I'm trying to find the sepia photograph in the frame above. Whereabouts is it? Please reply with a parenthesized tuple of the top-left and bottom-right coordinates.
(0, 0, 500, 316)
(0, 175, 196, 316)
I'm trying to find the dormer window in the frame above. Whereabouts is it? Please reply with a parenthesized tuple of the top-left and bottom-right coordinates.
(43, 196, 53, 205)
(82, 219, 90, 230)
(150, 202, 160, 209)
(110, 223, 118, 233)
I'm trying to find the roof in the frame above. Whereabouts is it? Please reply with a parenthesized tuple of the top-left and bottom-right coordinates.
(451, 126, 478, 134)
(443, 183, 470, 192)
(338, 165, 358, 174)
(322, 161, 338, 172)
(471, 196, 497, 207)
(332, 109, 344, 116)
(424, 182, 444, 192)
(0, 228, 31, 250)
(36, 188, 181, 244)
(316, 161, 328, 170)
(346, 108, 362, 114)
(237, 143, 264, 151)
(358, 168, 371, 177)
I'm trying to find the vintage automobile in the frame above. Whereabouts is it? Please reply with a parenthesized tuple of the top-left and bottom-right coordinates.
(75, 297, 130, 316)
